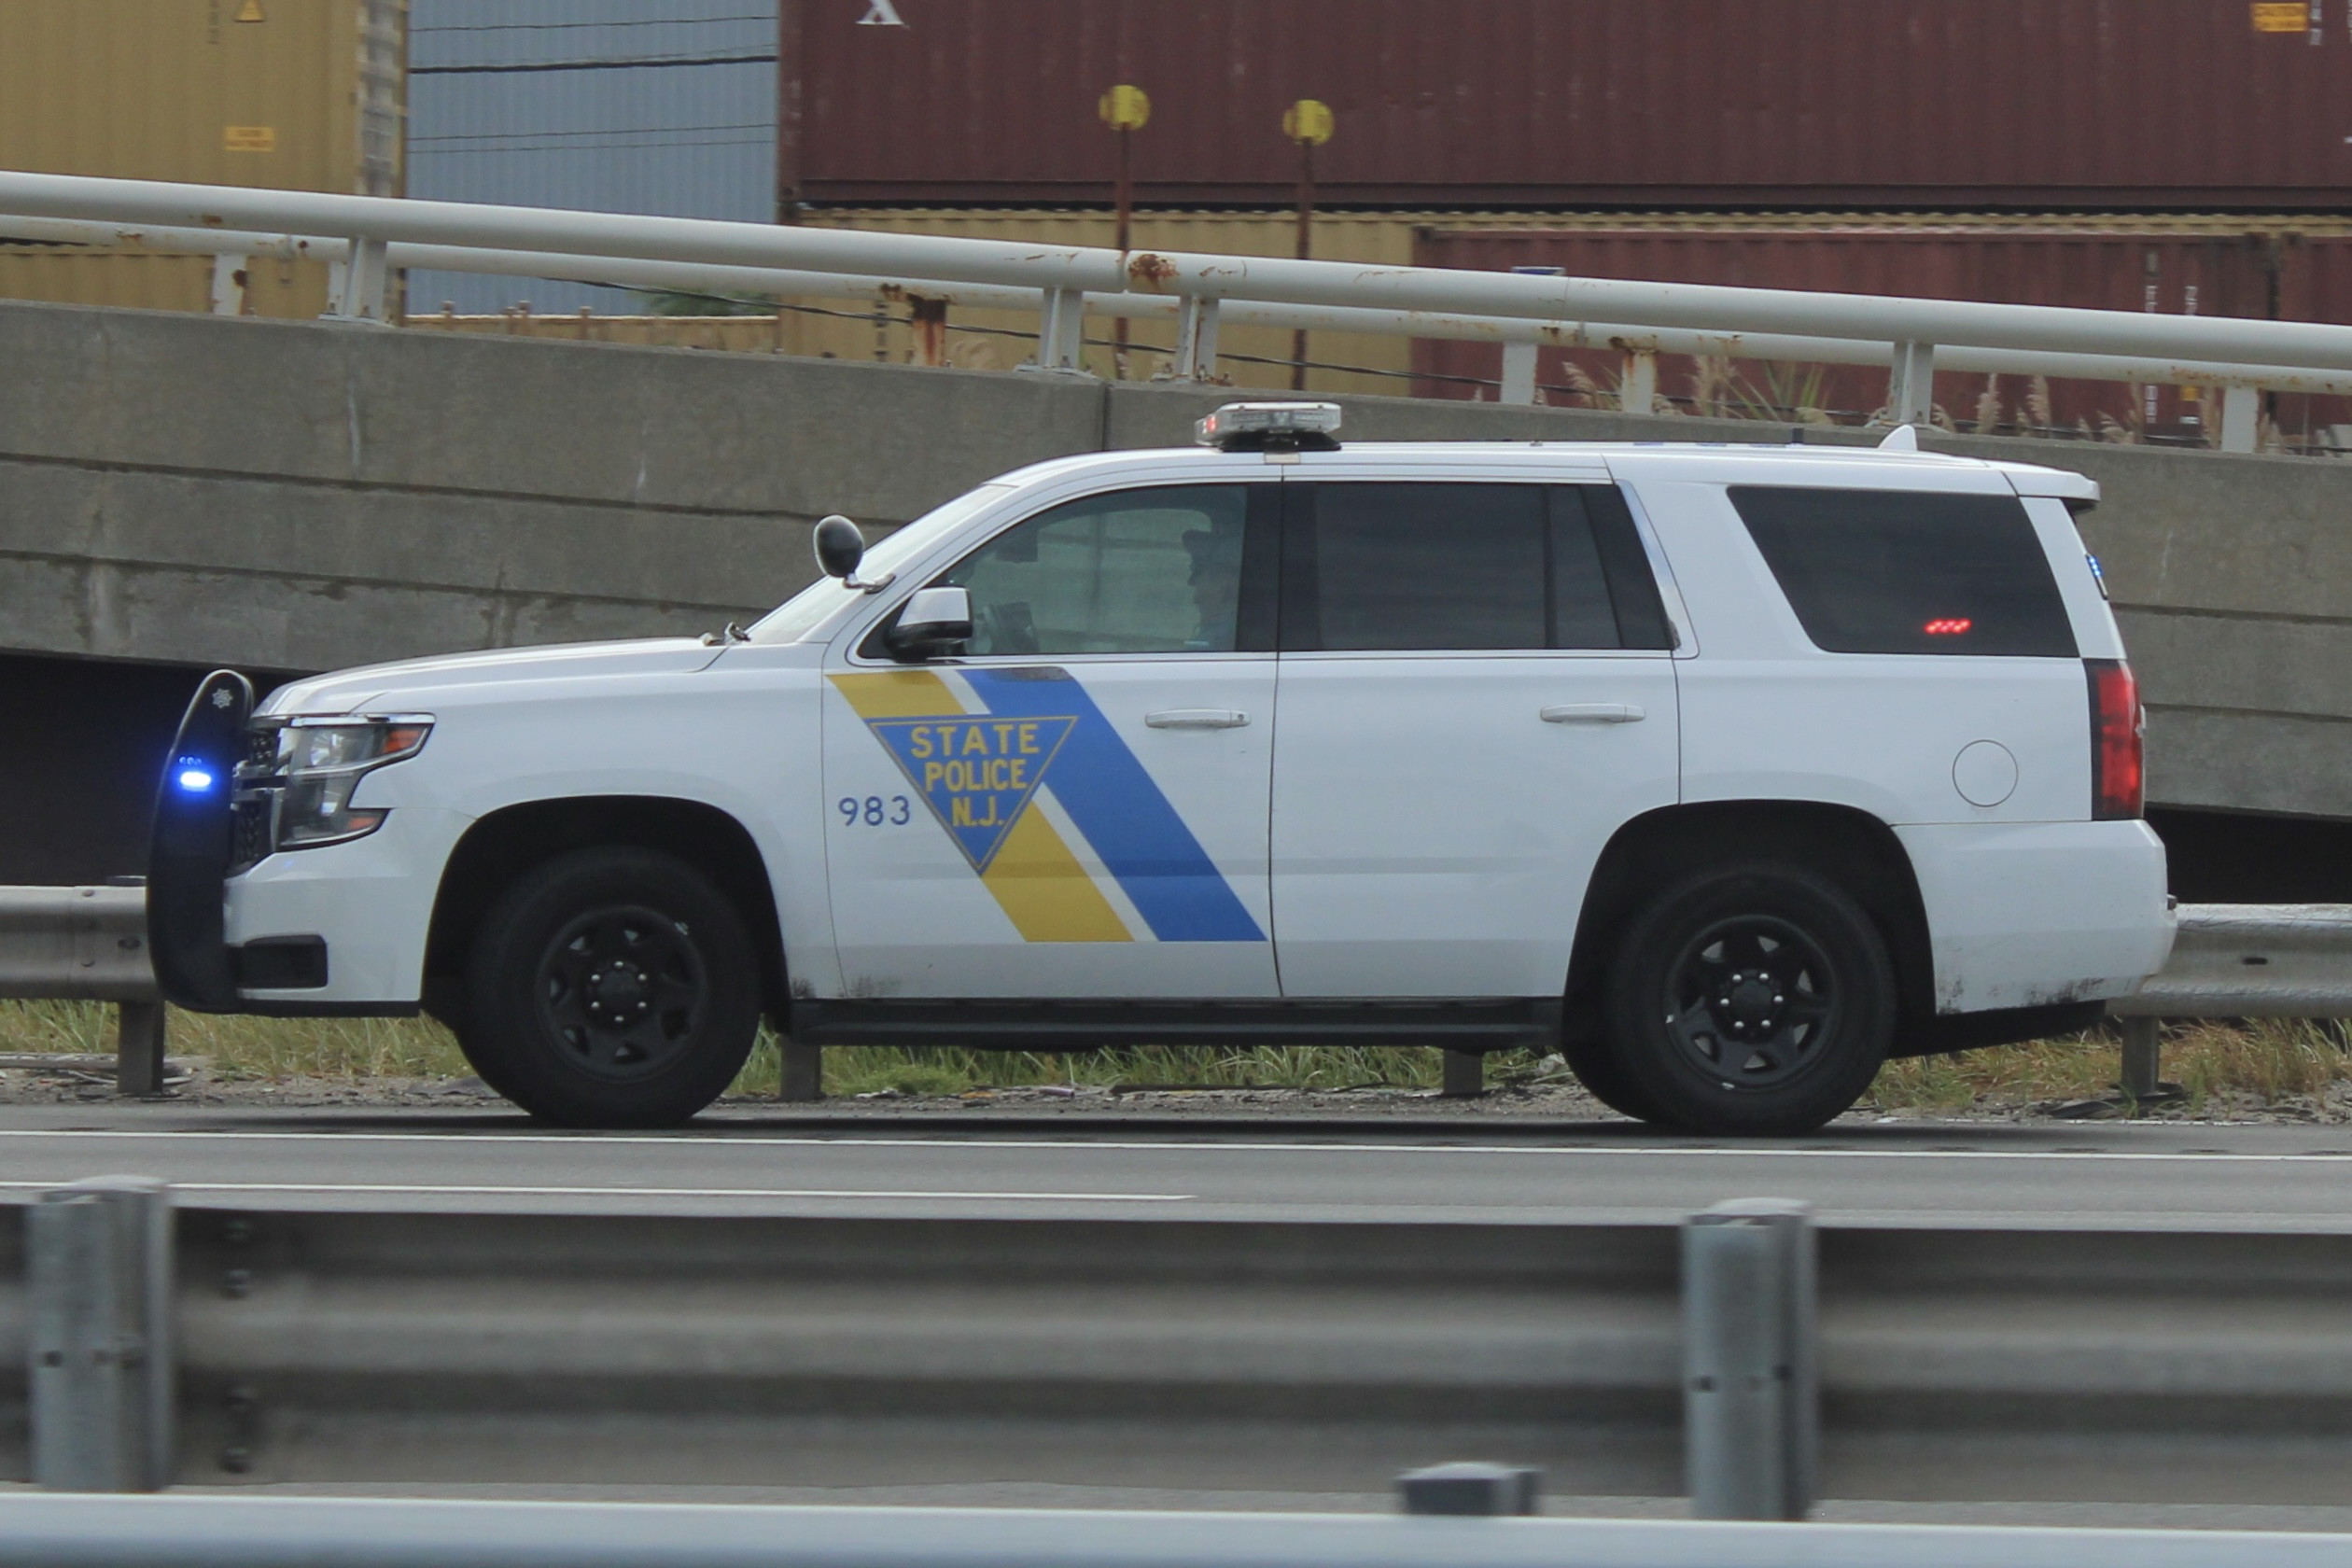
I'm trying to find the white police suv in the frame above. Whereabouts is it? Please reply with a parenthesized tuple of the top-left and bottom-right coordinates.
(148, 403, 2173, 1135)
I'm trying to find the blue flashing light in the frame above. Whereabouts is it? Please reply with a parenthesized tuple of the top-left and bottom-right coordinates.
(175, 762, 215, 792)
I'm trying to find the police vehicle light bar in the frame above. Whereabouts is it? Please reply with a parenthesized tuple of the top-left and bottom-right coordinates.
(1196, 401, 1343, 453)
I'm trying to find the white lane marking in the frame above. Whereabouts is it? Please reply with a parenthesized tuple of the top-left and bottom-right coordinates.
(0, 1180, 1189, 1201)
(0, 1127, 2336, 1164)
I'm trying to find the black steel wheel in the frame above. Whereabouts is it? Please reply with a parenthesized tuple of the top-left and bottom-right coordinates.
(1602, 861, 1894, 1136)
(462, 847, 760, 1127)
(534, 903, 711, 1079)
(1662, 915, 1839, 1089)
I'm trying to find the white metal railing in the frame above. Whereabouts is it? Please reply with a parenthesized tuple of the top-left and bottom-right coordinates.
(5, 1493, 2351, 1568)
(5, 172, 2350, 450)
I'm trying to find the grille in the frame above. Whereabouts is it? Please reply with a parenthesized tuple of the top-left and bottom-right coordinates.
(232, 799, 273, 872)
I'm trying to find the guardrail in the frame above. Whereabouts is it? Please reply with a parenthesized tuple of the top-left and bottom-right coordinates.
(6, 1493, 2351, 1568)
(2, 889, 2345, 1100)
(7, 172, 2352, 449)
(13, 1187, 2352, 1514)
(2108, 903, 2352, 1099)
(0, 885, 165, 1095)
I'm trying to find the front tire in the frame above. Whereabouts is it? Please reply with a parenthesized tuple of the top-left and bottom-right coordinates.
(1602, 861, 1895, 1136)
(460, 847, 760, 1127)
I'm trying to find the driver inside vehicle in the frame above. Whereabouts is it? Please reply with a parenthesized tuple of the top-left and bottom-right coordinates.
(944, 485, 1250, 657)
(1181, 521, 1244, 651)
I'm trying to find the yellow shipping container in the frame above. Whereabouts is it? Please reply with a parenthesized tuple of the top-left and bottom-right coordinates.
(0, 0, 406, 316)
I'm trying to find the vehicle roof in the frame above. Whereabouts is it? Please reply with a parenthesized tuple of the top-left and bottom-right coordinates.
(991, 440, 2098, 500)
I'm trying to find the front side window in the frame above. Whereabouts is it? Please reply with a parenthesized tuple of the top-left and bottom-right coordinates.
(939, 485, 1258, 656)
(1729, 486, 2078, 657)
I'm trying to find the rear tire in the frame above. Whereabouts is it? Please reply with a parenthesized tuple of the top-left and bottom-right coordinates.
(461, 847, 760, 1127)
(1602, 861, 1894, 1136)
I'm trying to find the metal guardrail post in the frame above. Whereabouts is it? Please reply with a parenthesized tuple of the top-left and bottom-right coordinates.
(1439, 1048, 1484, 1097)
(326, 236, 390, 322)
(207, 253, 246, 316)
(780, 1037, 822, 1103)
(28, 1177, 175, 1492)
(1499, 343, 1538, 405)
(115, 1001, 167, 1099)
(2120, 1015, 2162, 1102)
(2220, 384, 2261, 452)
(1888, 341, 1936, 427)
(1683, 1197, 1816, 1520)
(1173, 296, 1222, 382)
(1031, 286, 1085, 372)
(1620, 349, 1658, 414)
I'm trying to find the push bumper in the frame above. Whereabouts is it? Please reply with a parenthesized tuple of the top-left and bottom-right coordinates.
(147, 669, 454, 1015)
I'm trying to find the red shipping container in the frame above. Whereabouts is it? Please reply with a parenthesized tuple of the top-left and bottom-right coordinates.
(782, 1, 2352, 211)
(1409, 226, 2352, 448)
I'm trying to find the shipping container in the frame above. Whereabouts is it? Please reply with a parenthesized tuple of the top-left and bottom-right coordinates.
(0, 0, 406, 316)
(782, 0, 2352, 212)
(405, 0, 776, 315)
(1410, 226, 2352, 451)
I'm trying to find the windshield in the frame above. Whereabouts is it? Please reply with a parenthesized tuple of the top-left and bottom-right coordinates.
(748, 483, 1017, 644)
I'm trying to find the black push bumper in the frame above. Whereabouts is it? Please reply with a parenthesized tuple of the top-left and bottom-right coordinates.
(147, 669, 252, 1012)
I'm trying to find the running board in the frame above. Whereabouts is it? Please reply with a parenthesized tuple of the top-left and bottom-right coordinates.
(789, 998, 1561, 1053)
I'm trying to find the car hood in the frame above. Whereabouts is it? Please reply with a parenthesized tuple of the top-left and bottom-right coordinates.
(258, 637, 724, 715)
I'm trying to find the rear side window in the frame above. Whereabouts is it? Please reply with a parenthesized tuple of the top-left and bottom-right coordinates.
(1729, 486, 2077, 657)
(1282, 483, 1674, 652)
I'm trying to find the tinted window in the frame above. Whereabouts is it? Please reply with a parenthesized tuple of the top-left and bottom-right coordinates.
(1285, 484, 1652, 651)
(1585, 483, 1678, 651)
(1729, 486, 2078, 657)
(942, 485, 1253, 656)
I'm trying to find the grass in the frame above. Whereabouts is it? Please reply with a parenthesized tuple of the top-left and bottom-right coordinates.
(4, 1001, 2345, 1116)
(1865, 1019, 2352, 1116)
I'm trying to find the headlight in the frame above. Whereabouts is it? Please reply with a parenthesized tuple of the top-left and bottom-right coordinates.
(238, 715, 432, 856)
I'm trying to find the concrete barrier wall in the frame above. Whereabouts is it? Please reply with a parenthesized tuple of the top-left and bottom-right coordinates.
(3, 299, 2345, 819)
(0, 301, 1101, 671)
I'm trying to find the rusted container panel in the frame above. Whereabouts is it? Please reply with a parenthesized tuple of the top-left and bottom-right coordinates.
(0, 0, 403, 315)
(1411, 226, 2350, 449)
(784, 1, 2352, 211)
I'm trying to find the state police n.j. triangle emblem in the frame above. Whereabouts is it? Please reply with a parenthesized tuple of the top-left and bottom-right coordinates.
(864, 713, 1080, 871)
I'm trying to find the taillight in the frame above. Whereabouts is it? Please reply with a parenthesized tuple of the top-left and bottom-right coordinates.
(2086, 658, 2143, 819)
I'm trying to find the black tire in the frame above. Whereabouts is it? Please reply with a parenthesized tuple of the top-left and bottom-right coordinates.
(461, 847, 761, 1128)
(1561, 1029, 1666, 1123)
(1602, 861, 1895, 1136)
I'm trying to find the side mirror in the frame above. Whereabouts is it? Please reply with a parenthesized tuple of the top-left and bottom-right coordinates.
(813, 514, 865, 580)
(886, 585, 973, 662)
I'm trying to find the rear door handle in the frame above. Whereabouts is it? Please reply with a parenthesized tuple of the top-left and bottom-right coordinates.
(1146, 709, 1250, 730)
(1541, 703, 1646, 724)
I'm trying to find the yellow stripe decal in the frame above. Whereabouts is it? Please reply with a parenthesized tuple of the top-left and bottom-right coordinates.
(830, 669, 962, 720)
(829, 672, 1131, 943)
(979, 798, 1133, 943)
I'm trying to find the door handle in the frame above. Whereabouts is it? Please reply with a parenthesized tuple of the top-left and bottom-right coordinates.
(1145, 709, 1250, 730)
(1541, 703, 1646, 724)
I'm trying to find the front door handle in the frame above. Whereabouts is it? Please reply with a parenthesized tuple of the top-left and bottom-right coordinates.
(1146, 709, 1250, 730)
(1541, 703, 1646, 724)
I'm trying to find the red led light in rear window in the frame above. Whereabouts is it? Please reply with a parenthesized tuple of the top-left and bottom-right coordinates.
(1923, 618, 1974, 636)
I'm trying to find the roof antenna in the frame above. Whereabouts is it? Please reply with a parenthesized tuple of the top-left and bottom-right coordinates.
(1877, 424, 1920, 453)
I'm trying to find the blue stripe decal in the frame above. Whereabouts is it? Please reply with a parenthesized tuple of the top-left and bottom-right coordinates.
(962, 667, 1265, 943)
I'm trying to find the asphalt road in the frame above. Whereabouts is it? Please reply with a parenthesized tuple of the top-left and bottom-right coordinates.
(1, 1101, 2349, 1226)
